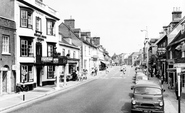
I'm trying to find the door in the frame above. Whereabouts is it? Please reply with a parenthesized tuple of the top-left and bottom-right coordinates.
(37, 67, 41, 86)
(36, 42, 42, 64)
(2, 71, 7, 93)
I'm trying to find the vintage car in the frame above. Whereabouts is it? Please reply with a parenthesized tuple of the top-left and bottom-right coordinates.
(131, 80, 165, 113)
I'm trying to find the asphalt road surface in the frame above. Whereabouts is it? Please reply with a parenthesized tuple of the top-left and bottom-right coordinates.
(11, 66, 134, 113)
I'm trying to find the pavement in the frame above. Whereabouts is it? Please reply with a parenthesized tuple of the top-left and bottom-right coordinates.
(149, 77, 185, 113)
(0, 70, 108, 113)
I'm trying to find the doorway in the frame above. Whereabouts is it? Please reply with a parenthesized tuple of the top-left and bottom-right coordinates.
(2, 71, 7, 93)
(37, 67, 42, 86)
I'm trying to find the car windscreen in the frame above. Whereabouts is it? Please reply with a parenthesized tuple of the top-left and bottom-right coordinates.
(134, 87, 161, 95)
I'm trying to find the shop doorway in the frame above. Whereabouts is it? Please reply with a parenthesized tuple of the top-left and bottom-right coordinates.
(37, 67, 42, 86)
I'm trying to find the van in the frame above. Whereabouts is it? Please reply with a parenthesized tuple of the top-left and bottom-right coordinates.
(131, 80, 165, 113)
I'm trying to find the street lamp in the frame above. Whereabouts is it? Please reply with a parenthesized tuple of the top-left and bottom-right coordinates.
(141, 26, 149, 77)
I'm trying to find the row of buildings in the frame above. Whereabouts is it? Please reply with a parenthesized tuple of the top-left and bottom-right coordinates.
(0, 0, 111, 95)
(118, 8, 185, 90)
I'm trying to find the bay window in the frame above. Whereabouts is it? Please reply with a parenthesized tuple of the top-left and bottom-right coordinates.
(20, 65, 33, 83)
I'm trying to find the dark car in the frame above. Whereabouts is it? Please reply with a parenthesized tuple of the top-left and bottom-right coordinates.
(131, 80, 165, 113)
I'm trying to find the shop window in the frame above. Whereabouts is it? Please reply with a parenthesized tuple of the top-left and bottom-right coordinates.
(46, 19, 55, 35)
(20, 8, 33, 29)
(2, 35, 10, 54)
(20, 38, 33, 57)
(47, 66, 55, 79)
(36, 16, 42, 33)
(20, 65, 33, 83)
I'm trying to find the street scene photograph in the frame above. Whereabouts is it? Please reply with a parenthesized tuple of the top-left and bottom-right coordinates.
(0, 0, 185, 113)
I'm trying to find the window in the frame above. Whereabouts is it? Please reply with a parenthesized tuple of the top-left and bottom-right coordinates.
(2, 35, 9, 53)
(20, 8, 33, 28)
(46, 19, 55, 35)
(36, 17, 42, 32)
(20, 65, 33, 83)
(20, 38, 33, 57)
(73, 51, 76, 58)
(47, 66, 55, 79)
(68, 50, 70, 58)
(62, 49, 65, 56)
(47, 44, 54, 57)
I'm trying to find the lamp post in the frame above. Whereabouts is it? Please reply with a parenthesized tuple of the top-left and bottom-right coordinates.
(141, 26, 149, 77)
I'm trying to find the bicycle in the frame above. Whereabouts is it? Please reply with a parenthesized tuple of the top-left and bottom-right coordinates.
(16, 83, 29, 93)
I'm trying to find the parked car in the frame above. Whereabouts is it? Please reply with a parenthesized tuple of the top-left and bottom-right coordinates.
(130, 80, 165, 113)
(133, 73, 148, 84)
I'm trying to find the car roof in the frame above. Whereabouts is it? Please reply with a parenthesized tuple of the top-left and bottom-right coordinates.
(134, 80, 161, 89)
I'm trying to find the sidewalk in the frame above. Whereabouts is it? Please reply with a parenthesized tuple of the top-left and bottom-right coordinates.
(0, 70, 107, 113)
(149, 77, 185, 113)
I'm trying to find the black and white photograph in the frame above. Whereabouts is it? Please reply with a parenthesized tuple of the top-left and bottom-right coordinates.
(0, 0, 185, 113)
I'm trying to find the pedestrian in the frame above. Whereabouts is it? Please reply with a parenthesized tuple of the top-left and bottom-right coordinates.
(168, 76, 172, 89)
(175, 80, 182, 100)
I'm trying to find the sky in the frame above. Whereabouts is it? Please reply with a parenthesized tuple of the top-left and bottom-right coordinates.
(44, 0, 185, 56)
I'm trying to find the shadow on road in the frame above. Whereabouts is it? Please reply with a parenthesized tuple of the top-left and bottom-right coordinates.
(121, 102, 131, 113)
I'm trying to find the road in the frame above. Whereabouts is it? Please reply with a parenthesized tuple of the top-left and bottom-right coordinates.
(9, 66, 177, 113)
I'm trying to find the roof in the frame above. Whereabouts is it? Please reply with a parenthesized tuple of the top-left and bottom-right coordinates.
(134, 80, 161, 89)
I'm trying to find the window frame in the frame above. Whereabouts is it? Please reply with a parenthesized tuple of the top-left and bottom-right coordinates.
(47, 66, 55, 79)
(20, 65, 34, 83)
(2, 34, 10, 54)
(46, 19, 55, 36)
(20, 7, 33, 29)
(20, 37, 34, 57)
(35, 16, 42, 33)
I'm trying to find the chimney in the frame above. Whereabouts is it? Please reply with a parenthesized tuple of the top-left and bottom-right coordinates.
(172, 7, 182, 21)
(93, 37, 100, 45)
(64, 19, 75, 29)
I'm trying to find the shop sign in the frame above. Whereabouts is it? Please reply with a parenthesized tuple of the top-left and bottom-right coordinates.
(41, 57, 53, 63)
